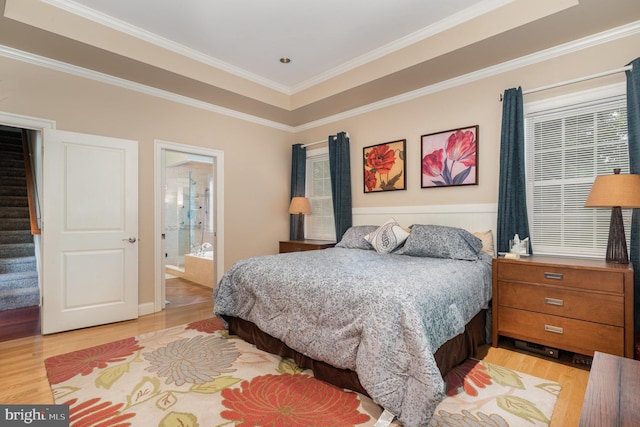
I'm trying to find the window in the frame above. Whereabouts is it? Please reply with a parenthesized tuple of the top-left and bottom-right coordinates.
(525, 85, 629, 257)
(305, 147, 336, 240)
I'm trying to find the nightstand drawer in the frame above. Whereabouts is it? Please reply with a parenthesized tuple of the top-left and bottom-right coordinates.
(498, 281, 624, 326)
(497, 262, 624, 293)
(498, 307, 625, 356)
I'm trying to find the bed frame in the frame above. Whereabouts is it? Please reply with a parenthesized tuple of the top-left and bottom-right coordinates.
(224, 309, 487, 396)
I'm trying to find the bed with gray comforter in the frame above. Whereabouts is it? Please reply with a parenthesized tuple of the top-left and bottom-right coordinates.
(214, 224, 493, 426)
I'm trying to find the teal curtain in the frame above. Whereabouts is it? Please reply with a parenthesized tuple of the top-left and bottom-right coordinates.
(328, 132, 352, 241)
(497, 87, 532, 253)
(289, 144, 306, 240)
(625, 58, 640, 332)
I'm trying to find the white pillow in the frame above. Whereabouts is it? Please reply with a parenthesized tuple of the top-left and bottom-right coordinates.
(473, 230, 495, 257)
(364, 218, 410, 254)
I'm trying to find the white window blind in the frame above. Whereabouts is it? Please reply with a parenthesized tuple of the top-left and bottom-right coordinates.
(305, 148, 336, 241)
(525, 89, 629, 257)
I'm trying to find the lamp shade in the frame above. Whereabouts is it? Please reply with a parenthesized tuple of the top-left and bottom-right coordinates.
(584, 169, 640, 263)
(288, 196, 311, 214)
(584, 171, 640, 208)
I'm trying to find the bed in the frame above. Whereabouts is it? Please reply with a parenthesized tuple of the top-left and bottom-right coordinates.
(213, 223, 493, 426)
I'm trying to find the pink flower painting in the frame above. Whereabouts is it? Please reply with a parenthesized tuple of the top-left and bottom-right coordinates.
(421, 126, 478, 188)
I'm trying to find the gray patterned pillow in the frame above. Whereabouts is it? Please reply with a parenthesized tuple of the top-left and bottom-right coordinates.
(396, 224, 482, 260)
(335, 225, 378, 250)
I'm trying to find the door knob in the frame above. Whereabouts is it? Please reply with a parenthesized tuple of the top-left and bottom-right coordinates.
(122, 237, 137, 243)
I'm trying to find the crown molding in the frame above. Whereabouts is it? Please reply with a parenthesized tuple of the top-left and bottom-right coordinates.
(1, 19, 638, 133)
(293, 20, 640, 132)
(41, 0, 293, 95)
(0, 45, 295, 132)
(44, 0, 512, 96)
(291, 0, 513, 93)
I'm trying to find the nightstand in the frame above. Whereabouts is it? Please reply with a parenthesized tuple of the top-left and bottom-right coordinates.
(279, 239, 336, 253)
(492, 255, 634, 358)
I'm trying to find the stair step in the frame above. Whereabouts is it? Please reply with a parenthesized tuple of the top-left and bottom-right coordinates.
(0, 186, 27, 197)
(0, 243, 35, 258)
(0, 167, 26, 178)
(0, 218, 30, 231)
(0, 230, 33, 245)
(0, 256, 36, 274)
(0, 138, 23, 153)
(0, 286, 40, 311)
(0, 196, 29, 208)
(0, 176, 27, 187)
(0, 134, 39, 310)
(0, 206, 29, 218)
(0, 158, 24, 169)
(0, 270, 38, 289)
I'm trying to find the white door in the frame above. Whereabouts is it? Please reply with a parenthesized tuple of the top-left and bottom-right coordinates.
(41, 129, 138, 334)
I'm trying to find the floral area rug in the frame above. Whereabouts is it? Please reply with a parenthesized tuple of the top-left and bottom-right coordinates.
(45, 318, 561, 426)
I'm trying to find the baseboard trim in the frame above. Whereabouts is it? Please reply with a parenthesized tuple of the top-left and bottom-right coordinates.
(138, 302, 156, 316)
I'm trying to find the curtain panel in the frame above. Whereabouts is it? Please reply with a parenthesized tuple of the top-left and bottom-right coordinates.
(328, 132, 353, 241)
(289, 144, 306, 240)
(497, 87, 532, 254)
(625, 57, 640, 332)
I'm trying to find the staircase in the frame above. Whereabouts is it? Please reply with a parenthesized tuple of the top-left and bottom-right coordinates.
(0, 128, 40, 311)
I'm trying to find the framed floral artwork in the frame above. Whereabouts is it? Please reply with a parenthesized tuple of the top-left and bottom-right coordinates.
(363, 139, 406, 193)
(421, 125, 478, 188)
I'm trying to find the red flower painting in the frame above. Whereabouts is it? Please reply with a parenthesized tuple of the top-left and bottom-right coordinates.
(421, 126, 478, 188)
(221, 374, 370, 426)
(363, 140, 406, 192)
(45, 337, 143, 384)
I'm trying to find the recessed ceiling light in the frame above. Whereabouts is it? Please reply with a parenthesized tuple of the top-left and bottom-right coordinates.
(280, 57, 291, 64)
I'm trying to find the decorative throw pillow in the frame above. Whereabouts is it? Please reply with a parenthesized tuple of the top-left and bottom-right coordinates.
(335, 225, 378, 250)
(364, 218, 410, 254)
(396, 224, 482, 260)
(473, 230, 495, 257)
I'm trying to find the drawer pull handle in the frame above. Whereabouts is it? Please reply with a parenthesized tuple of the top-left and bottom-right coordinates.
(544, 297, 564, 306)
(544, 272, 564, 280)
(544, 325, 564, 334)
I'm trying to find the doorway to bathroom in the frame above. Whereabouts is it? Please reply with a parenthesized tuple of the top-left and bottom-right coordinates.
(154, 141, 224, 312)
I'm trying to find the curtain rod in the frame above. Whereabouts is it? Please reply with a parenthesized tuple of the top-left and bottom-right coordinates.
(301, 132, 350, 148)
(499, 65, 632, 101)
(301, 140, 326, 148)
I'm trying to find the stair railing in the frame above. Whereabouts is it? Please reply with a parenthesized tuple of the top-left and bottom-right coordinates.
(21, 129, 41, 235)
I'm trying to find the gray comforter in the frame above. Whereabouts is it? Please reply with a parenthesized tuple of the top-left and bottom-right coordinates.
(214, 247, 492, 426)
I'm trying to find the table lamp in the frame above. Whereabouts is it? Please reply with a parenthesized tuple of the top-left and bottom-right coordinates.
(584, 169, 640, 263)
(288, 196, 311, 241)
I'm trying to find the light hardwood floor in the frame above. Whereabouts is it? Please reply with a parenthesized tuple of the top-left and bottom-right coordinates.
(0, 300, 589, 426)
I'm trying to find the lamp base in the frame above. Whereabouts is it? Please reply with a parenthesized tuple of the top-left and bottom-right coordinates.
(606, 206, 628, 264)
(295, 213, 304, 241)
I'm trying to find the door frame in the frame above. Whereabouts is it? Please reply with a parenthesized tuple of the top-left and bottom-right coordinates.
(153, 140, 224, 312)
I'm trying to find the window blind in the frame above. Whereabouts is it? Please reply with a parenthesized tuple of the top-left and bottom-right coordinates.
(525, 94, 629, 257)
(305, 149, 336, 241)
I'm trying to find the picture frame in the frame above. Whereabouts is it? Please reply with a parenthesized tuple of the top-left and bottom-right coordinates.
(363, 139, 406, 193)
(421, 125, 478, 188)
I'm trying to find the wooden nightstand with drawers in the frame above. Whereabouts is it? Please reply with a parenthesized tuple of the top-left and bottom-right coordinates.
(492, 255, 634, 358)
(279, 239, 336, 253)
